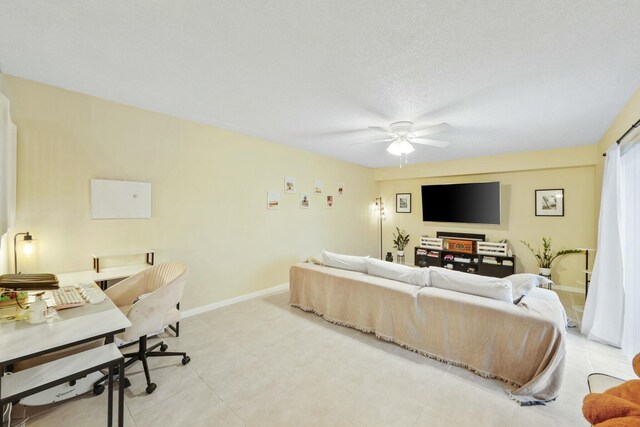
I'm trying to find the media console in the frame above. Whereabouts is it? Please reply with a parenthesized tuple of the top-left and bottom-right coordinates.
(414, 231, 515, 278)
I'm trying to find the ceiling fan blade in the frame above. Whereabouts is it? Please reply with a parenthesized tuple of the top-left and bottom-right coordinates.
(410, 138, 450, 148)
(349, 138, 394, 145)
(368, 126, 394, 136)
(410, 123, 452, 137)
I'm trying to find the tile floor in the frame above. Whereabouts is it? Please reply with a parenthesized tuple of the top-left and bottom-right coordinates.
(14, 289, 634, 427)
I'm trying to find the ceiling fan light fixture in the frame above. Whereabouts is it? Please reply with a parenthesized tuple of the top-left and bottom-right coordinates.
(386, 139, 415, 156)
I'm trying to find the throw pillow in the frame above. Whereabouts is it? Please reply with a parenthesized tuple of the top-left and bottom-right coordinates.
(366, 258, 429, 287)
(506, 273, 553, 304)
(321, 250, 369, 273)
(430, 267, 513, 303)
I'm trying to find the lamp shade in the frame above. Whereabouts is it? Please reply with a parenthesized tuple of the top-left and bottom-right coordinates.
(22, 238, 34, 255)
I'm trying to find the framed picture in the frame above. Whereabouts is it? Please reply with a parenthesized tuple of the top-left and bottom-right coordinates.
(267, 192, 280, 210)
(267, 191, 280, 210)
(284, 176, 296, 193)
(337, 183, 344, 196)
(313, 179, 323, 195)
(396, 193, 411, 213)
(326, 195, 334, 208)
(535, 189, 564, 216)
(300, 192, 310, 209)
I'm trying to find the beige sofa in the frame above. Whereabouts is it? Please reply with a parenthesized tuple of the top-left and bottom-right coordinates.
(289, 262, 567, 405)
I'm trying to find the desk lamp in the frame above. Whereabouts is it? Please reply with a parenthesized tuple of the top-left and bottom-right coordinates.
(13, 231, 35, 274)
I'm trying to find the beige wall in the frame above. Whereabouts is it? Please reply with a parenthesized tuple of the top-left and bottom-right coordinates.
(375, 145, 596, 181)
(1, 75, 378, 310)
(377, 148, 597, 290)
(5, 72, 633, 308)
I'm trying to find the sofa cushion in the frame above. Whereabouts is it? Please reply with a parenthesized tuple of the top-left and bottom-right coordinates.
(506, 273, 553, 304)
(366, 258, 429, 287)
(430, 267, 513, 303)
(322, 250, 369, 273)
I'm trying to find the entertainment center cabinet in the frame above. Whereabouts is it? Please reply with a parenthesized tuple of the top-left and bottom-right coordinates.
(414, 231, 515, 278)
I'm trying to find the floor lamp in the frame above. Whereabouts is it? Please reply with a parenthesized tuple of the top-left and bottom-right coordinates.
(375, 197, 386, 259)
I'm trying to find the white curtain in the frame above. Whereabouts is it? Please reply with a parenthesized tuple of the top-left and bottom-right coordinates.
(582, 144, 625, 346)
(621, 142, 640, 359)
(0, 93, 17, 239)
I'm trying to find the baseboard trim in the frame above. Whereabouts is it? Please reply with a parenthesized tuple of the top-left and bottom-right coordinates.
(182, 283, 289, 318)
(554, 285, 584, 294)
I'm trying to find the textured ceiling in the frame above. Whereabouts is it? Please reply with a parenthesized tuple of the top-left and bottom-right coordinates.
(1, 1, 639, 168)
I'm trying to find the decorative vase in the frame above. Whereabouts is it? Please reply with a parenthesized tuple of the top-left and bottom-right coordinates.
(417, 258, 428, 268)
(385, 252, 393, 262)
(397, 250, 404, 257)
(539, 267, 551, 277)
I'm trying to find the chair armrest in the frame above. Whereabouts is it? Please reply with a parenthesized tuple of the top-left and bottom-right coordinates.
(104, 272, 146, 307)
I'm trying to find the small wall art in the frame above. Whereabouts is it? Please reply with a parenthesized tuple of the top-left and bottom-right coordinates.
(313, 179, 323, 195)
(396, 193, 411, 213)
(284, 176, 296, 193)
(300, 192, 310, 209)
(337, 183, 344, 196)
(326, 195, 334, 208)
(535, 189, 564, 216)
(267, 192, 280, 210)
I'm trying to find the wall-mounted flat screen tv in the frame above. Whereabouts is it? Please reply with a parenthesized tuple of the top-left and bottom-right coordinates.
(421, 181, 500, 224)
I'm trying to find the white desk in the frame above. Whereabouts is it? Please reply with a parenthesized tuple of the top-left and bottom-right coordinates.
(57, 264, 150, 289)
(0, 285, 131, 426)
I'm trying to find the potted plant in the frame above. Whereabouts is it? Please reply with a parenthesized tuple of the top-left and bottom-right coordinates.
(392, 227, 410, 257)
(521, 237, 582, 278)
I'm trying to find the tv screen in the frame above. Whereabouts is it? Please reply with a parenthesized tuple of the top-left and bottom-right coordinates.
(421, 182, 500, 224)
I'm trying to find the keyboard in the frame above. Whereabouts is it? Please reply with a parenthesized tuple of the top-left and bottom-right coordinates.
(50, 287, 85, 309)
(49, 284, 106, 310)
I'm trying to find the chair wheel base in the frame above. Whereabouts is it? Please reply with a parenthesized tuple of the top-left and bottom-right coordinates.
(146, 383, 157, 394)
(93, 384, 105, 396)
(182, 356, 191, 365)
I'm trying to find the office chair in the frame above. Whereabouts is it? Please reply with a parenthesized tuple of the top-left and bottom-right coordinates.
(94, 262, 191, 395)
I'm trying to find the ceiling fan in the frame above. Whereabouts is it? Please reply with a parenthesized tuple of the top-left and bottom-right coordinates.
(354, 121, 452, 164)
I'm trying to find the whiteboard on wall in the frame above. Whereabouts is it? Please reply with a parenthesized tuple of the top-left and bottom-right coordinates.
(91, 179, 151, 219)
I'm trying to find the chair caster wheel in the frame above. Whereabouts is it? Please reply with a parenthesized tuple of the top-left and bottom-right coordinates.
(146, 383, 157, 394)
(182, 356, 191, 365)
(160, 343, 168, 352)
(93, 384, 105, 396)
(123, 377, 131, 388)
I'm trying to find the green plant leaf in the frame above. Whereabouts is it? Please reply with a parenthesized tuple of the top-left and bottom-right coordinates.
(521, 239, 583, 268)
(392, 228, 410, 250)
